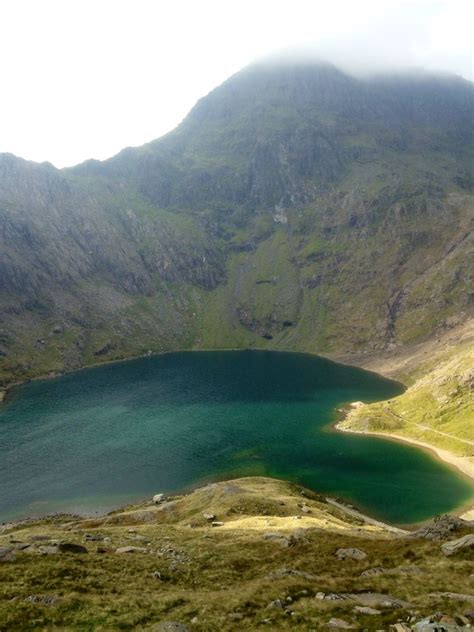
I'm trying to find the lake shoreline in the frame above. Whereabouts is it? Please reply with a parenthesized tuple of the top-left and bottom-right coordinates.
(0, 345, 405, 407)
(2, 347, 471, 525)
(333, 420, 474, 520)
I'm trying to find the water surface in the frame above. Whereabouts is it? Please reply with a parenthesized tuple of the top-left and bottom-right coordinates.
(0, 351, 472, 523)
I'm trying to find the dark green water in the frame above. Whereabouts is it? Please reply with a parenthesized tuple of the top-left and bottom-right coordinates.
(0, 351, 472, 524)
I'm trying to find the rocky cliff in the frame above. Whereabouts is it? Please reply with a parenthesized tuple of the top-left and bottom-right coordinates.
(0, 61, 473, 385)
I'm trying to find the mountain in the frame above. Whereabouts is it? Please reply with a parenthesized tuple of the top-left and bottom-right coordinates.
(0, 60, 473, 386)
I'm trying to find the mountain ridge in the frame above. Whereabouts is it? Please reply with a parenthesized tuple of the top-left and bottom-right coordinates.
(0, 60, 473, 386)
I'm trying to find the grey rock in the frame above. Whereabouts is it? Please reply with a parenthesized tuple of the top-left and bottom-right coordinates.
(441, 533, 474, 556)
(360, 566, 386, 577)
(412, 616, 461, 631)
(25, 594, 59, 606)
(429, 592, 474, 603)
(0, 546, 16, 562)
(353, 605, 381, 615)
(266, 567, 318, 580)
(202, 513, 216, 521)
(116, 546, 147, 554)
(327, 618, 355, 629)
(38, 545, 59, 555)
(412, 514, 464, 541)
(266, 599, 285, 609)
(335, 547, 367, 561)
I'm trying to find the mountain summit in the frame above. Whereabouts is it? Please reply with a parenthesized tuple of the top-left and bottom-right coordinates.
(0, 60, 473, 384)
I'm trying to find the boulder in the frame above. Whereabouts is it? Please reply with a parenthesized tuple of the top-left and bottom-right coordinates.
(441, 533, 474, 556)
(153, 494, 165, 504)
(412, 514, 464, 540)
(335, 547, 367, 561)
(0, 547, 16, 562)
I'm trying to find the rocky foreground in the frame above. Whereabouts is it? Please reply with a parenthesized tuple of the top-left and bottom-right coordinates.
(1, 477, 473, 631)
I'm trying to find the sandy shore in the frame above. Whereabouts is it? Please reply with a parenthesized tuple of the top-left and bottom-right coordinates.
(336, 422, 474, 480)
(336, 423, 474, 520)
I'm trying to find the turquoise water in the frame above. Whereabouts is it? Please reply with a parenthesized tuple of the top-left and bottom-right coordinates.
(0, 351, 472, 524)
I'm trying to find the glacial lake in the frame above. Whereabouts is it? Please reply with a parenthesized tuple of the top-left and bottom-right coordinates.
(0, 351, 472, 524)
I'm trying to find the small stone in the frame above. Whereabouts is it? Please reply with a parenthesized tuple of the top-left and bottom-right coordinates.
(267, 599, 284, 609)
(38, 545, 59, 555)
(85, 533, 104, 541)
(25, 594, 59, 606)
(30, 535, 51, 542)
(211, 521, 224, 527)
(153, 494, 165, 504)
(390, 624, 411, 632)
(152, 570, 162, 580)
(354, 606, 381, 615)
(335, 547, 367, 561)
(116, 546, 147, 554)
(315, 592, 326, 600)
(360, 567, 385, 577)
(327, 617, 355, 629)
(203, 513, 215, 521)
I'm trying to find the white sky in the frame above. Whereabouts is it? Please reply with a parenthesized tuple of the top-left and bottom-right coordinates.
(0, 0, 472, 167)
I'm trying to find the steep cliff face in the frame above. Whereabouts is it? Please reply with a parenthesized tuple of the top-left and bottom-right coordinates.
(0, 61, 473, 384)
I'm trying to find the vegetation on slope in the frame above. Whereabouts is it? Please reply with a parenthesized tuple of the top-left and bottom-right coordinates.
(338, 319, 474, 470)
(1, 478, 473, 631)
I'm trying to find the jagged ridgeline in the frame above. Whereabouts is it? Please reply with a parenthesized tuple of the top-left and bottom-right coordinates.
(0, 60, 473, 384)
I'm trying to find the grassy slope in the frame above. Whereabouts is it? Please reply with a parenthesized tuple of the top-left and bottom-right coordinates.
(1, 477, 473, 631)
(337, 319, 474, 466)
